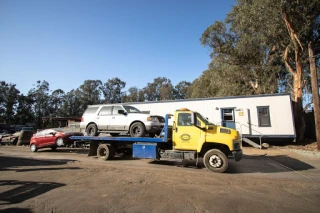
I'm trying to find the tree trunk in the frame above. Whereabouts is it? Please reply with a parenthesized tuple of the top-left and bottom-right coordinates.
(308, 42, 320, 151)
(292, 48, 305, 142)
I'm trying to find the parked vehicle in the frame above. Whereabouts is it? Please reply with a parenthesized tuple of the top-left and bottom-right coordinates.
(29, 128, 83, 152)
(73, 108, 243, 173)
(80, 104, 165, 137)
(22, 127, 34, 131)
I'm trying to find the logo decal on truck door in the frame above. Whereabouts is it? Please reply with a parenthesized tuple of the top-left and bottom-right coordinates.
(180, 134, 191, 141)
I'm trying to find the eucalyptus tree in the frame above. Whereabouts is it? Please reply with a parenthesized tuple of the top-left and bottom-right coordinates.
(173, 81, 192, 100)
(49, 89, 65, 117)
(28, 80, 51, 127)
(200, 0, 320, 140)
(123, 87, 145, 103)
(143, 77, 174, 101)
(14, 94, 34, 125)
(61, 89, 83, 117)
(0, 81, 20, 124)
(78, 80, 102, 111)
(101, 78, 126, 103)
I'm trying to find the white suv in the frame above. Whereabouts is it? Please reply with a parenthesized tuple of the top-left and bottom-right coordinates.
(80, 104, 165, 137)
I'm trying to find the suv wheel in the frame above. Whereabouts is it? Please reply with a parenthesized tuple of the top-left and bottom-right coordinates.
(86, 124, 99, 136)
(129, 122, 146, 137)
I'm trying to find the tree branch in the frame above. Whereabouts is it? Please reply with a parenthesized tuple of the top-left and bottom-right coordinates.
(284, 45, 297, 75)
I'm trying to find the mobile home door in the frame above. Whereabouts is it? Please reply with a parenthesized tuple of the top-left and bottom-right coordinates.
(221, 108, 235, 129)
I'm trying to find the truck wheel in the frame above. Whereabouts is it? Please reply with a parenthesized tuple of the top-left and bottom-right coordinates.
(203, 149, 228, 173)
(97, 144, 115, 160)
(30, 144, 38, 152)
(129, 122, 145, 137)
(86, 124, 99, 136)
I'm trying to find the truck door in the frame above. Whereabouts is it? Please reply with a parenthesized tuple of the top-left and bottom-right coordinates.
(221, 108, 236, 129)
(173, 112, 201, 150)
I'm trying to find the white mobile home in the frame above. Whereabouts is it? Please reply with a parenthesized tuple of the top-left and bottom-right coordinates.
(127, 93, 296, 142)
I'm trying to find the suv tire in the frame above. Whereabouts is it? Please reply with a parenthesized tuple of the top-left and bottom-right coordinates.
(129, 122, 146, 137)
(86, 124, 99, 136)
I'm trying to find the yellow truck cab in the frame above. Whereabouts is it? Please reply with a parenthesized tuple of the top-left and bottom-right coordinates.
(158, 108, 243, 173)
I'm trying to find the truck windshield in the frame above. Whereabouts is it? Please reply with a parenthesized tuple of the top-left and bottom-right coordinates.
(195, 112, 213, 125)
(123, 106, 141, 113)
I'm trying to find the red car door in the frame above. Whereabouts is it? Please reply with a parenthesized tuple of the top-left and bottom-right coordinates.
(43, 129, 56, 146)
(35, 130, 46, 147)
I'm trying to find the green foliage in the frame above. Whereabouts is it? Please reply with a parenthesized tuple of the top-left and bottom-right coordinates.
(143, 77, 174, 101)
(197, 0, 320, 100)
(173, 81, 192, 100)
(101, 78, 126, 104)
(0, 81, 20, 124)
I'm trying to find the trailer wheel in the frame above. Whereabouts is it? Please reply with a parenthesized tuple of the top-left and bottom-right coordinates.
(129, 122, 146, 137)
(86, 124, 99, 136)
(97, 144, 115, 160)
(203, 149, 228, 173)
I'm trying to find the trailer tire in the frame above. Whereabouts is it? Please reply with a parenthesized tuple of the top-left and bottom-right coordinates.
(203, 149, 228, 173)
(97, 144, 115, 160)
(129, 122, 145, 137)
(86, 124, 99, 136)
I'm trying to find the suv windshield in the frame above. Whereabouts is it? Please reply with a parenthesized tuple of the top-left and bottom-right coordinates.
(195, 112, 213, 125)
(123, 106, 141, 113)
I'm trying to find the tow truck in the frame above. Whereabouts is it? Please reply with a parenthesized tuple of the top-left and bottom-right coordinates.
(71, 108, 243, 173)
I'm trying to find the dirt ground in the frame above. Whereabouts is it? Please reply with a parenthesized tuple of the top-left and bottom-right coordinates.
(0, 145, 320, 213)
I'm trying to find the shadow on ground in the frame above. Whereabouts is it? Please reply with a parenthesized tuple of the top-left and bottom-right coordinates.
(228, 154, 315, 174)
(0, 208, 32, 213)
(149, 154, 315, 174)
(0, 155, 81, 172)
(0, 180, 65, 205)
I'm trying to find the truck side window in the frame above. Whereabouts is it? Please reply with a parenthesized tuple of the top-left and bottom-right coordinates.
(178, 113, 192, 126)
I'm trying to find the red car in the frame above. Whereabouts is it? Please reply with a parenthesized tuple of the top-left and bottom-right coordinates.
(30, 128, 83, 152)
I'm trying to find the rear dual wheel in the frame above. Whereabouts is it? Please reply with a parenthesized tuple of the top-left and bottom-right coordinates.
(97, 144, 115, 160)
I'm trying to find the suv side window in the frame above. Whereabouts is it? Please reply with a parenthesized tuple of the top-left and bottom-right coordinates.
(112, 106, 123, 115)
(99, 106, 112, 116)
(84, 107, 99, 115)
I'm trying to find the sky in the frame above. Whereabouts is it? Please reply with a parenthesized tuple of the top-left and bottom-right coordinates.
(0, 0, 235, 95)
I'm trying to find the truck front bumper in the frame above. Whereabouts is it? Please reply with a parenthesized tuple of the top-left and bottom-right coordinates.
(232, 150, 243, 162)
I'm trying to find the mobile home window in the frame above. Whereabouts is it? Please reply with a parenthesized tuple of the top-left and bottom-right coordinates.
(257, 106, 271, 127)
(222, 109, 234, 121)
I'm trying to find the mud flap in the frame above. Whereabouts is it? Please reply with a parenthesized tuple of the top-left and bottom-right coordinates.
(88, 141, 98, 156)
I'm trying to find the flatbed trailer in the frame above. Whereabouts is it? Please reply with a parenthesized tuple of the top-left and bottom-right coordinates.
(71, 109, 243, 173)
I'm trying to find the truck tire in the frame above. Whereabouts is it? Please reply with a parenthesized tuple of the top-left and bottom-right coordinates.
(97, 144, 115, 160)
(86, 124, 99, 136)
(129, 122, 145, 137)
(203, 149, 228, 173)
